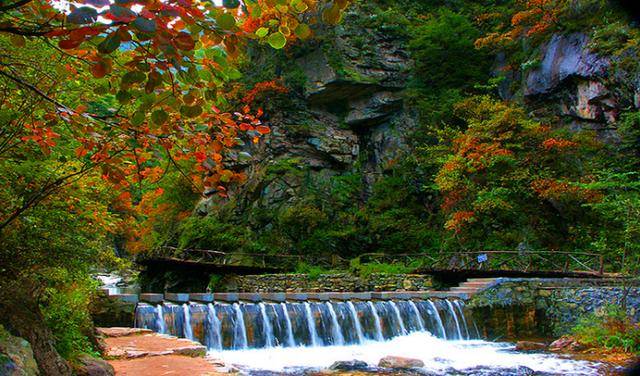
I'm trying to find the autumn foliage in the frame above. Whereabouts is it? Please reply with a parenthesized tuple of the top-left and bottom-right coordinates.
(435, 96, 602, 245)
(0, 0, 352, 250)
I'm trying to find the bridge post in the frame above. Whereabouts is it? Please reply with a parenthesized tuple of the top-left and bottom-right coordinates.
(599, 255, 604, 276)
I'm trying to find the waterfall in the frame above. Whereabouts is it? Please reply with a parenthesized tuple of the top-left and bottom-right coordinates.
(325, 302, 345, 346)
(206, 303, 222, 350)
(389, 301, 407, 336)
(427, 300, 447, 339)
(367, 301, 384, 341)
(156, 304, 166, 334)
(453, 300, 470, 340)
(346, 301, 364, 344)
(280, 302, 296, 347)
(304, 302, 321, 347)
(182, 303, 194, 340)
(259, 303, 275, 347)
(233, 303, 248, 349)
(135, 297, 478, 350)
(446, 300, 463, 340)
(408, 301, 425, 331)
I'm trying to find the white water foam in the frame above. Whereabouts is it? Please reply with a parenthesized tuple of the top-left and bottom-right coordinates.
(210, 332, 599, 374)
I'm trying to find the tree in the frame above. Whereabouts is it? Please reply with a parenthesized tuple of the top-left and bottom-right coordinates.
(434, 96, 603, 253)
(0, 0, 353, 372)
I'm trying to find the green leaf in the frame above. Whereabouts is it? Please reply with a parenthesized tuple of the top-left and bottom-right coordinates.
(131, 111, 146, 126)
(290, 0, 308, 12)
(255, 27, 269, 38)
(267, 32, 286, 49)
(68, 7, 98, 24)
(217, 13, 236, 30)
(116, 90, 132, 104)
(180, 105, 203, 118)
(133, 17, 156, 33)
(97, 33, 121, 54)
(121, 71, 146, 85)
(151, 109, 169, 125)
(294, 23, 311, 39)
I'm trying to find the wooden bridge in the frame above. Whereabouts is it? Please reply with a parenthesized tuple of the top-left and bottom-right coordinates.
(137, 247, 613, 277)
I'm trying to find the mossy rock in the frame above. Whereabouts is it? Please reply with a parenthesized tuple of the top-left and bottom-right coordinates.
(0, 326, 39, 376)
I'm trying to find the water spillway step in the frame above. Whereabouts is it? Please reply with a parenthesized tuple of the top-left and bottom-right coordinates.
(134, 298, 477, 351)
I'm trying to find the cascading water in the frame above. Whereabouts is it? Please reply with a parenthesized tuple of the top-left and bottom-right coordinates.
(453, 300, 470, 340)
(206, 303, 222, 350)
(258, 303, 275, 347)
(280, 302, 296, 347)
(427, 300, 447, 339)
(155, 304, 166, 334)
(303, 302, 321, 347)
(445, 300, 464, 340)
(346, 301, 364, 343)
(407, 300, 425, 331)
(134, 299, 602, 375)
(136, 298, 473, 351)
(182, 303, 194, 340)
(233, 303, 248, 349)
(389, 301, 407, 336)
(325, 302, 344, 346)
(367, 301, 384, 341)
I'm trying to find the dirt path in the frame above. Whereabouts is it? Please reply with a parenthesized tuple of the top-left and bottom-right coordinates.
(98, 327, 228, 375)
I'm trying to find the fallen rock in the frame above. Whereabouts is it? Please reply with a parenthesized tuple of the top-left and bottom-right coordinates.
(378, 355, 425, 369)
(515, 341, 547, 351)
(329, 360, 369, 371)
(549, 336, 586, 352)
(0, 326, 39, 376)
(96, 327, 152, 338)
(73, 354, 114, 376)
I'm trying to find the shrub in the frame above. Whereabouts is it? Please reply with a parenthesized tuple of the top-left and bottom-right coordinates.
(41, 274, 99, 360)
(572, 305, 640, 354)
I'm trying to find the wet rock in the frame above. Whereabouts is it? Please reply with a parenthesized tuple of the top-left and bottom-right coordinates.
(0, 326, 39, 376)
(72, 354, 114, 376)
(515, 341, 547, 351)
(329, 360, 370, 371)
(378, 356, 425, 369)
(549, 336, 585, 352)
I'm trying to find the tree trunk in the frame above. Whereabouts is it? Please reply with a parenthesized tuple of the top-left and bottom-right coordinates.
(0, 286, 72, 376)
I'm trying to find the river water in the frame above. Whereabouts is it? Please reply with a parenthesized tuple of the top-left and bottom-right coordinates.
(210, 332, 601, 375)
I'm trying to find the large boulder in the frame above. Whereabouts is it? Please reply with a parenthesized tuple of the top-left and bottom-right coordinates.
(549, 336, 586, 352)
(378, 355, 425, 369)
(515, 341, 547, 351)
(72, 354, 114, 376)
(0, 326, 39, 376)
(329, 360, 369, 371)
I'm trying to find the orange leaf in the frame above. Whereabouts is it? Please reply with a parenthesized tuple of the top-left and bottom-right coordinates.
(256, 125, 270, 135)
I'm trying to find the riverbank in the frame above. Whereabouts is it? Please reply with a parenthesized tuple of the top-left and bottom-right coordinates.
(98, 327, 229, 375)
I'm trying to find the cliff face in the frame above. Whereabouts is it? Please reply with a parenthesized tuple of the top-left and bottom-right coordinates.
(198, 8, 418, 218)
(184, 2, 639, 258)
(517, 33, 639, 141)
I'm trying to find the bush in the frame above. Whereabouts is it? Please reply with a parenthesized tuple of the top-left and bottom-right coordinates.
(572, 305, 640, 354)
(41, 274, 99, 360)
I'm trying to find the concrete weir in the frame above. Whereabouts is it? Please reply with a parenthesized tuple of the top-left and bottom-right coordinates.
(108, 290, 473, 305)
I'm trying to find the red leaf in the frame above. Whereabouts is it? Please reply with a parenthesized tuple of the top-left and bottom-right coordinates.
(174, 32, 195, 51)
(194, 151, 206, 162)
(58, 38, 83, 49)
(256, 125, 270, 135)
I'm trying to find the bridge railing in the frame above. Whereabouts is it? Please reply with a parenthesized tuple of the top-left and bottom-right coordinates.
(147, 247, 610, 275)
(356, 251, 607, 275)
